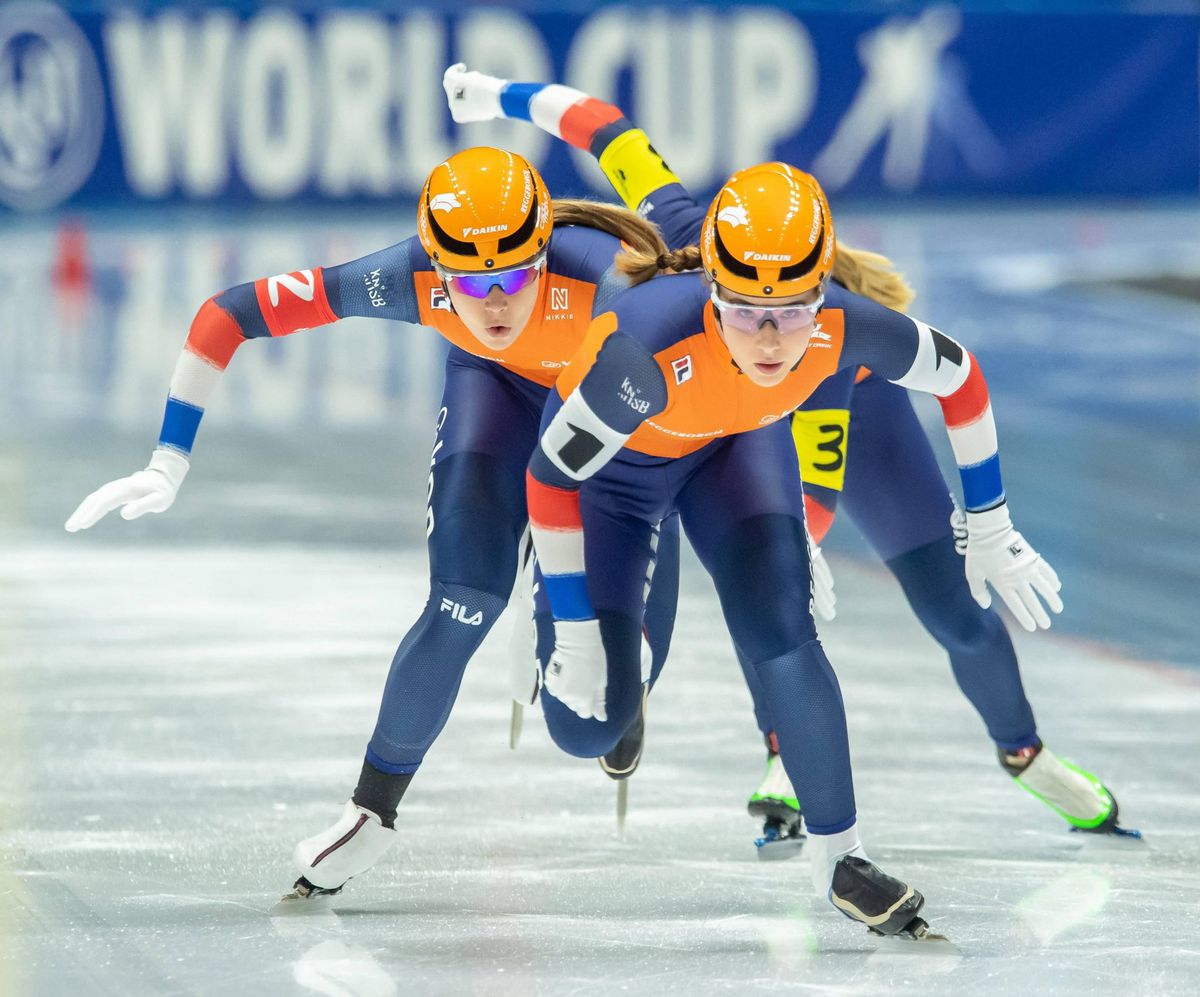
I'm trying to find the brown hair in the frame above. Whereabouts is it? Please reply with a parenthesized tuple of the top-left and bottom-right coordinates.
(614, 228, 916, 310)
(552, 199, 673, 280)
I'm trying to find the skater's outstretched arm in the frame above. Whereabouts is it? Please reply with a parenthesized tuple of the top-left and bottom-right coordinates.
(833, 290, 1063, 631)
(444, 64, 705, 250)
(65, 241, 425, 531)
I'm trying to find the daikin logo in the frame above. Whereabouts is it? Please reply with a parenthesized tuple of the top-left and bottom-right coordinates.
(0, 3, 105, 211)
(440, 598, 483, 626)
(744, 251, 790, 263)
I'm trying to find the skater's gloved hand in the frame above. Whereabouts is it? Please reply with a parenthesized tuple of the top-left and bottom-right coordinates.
(964, 504, 1063, 632)
(807, 528, 836, 622)
(443, 63, 507, 124)
(64, 449, 189, 532)
(544, 618, 608, 721)
(507, 529, 542, 706)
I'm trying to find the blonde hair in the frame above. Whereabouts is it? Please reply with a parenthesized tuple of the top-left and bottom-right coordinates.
(552, 199, 670, 271)
(831, 242, 915, 312)
(614, 231, 916, 310)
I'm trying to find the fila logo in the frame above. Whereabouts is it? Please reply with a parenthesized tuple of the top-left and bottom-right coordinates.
(551, 287, 569, 310)
(430, 287, 452, 311)
(671, 355, 692, 385)
(440, 598, 483, 626)
(429, 192, 461, 213)
(267, 269, 315, 307)
(717, 206, 749, 228)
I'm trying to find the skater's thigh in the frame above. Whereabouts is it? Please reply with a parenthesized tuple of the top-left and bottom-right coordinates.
(427, 354, 545, 592)
(677, 429, 815, 662)
(841, 376, 955, 562)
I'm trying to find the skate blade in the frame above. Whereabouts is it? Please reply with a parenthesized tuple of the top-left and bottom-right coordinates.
(1070, 823, 1143, 841)
(510, 701, 523, 750)
(270, 886, 343, 916)
(616, 779, 628, 835)
(754, 836, 805, 861)
(870, 917, 959, 952)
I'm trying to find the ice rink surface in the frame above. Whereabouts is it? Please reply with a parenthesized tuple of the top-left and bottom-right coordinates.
(1, 203, 1198, 994)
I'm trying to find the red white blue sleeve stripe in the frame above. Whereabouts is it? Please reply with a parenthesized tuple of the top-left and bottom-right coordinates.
(497, 82, 628, 155)
(892, 319, 1004, 512)
(157, 269, 336, 455)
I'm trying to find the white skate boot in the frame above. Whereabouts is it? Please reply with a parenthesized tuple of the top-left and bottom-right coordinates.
(274, 801, 397, 912)
(1000, 742, 1138, 836)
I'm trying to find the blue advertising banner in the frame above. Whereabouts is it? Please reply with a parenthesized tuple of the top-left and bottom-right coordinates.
(1, 1, 1197, 211)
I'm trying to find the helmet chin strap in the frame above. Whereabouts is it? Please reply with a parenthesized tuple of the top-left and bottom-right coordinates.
(439, 276, 457, 315)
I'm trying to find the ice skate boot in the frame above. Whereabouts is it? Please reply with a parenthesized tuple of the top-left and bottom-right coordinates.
(810, 827, 937, 940)
(600, 684, 646, 781)
(1000, 742, 1139, 838)
(748, 740, 805, 860)
(600, 686, 647, 832)
(274, 801, 397, 912)
(830, 856, 931, 938)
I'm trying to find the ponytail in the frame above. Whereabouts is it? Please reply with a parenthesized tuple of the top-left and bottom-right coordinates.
(831, 242, 915, 313)
(554, 199, 914, 310)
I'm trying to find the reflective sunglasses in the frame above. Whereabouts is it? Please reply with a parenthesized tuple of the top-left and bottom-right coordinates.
(710, 284, 823, 335)
(437, 253, 546, 299)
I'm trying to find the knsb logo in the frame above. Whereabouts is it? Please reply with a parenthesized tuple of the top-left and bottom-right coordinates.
(717, 206, 749, 228)
(429, 192, 461, 213)
(440, 598, 483, 626)
(0, 3, 105, 211)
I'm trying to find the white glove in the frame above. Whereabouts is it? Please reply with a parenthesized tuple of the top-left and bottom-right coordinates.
(964, 504, 1063, 632)
(507, 529, 542, 706)
(443, 63, 507, 124)
(807, 529, 837, 622)
(65, 449, 190, 532)
(544, 618, 608, 722)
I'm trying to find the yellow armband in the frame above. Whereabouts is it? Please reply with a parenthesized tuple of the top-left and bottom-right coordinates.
(597, 129, 682, 212)
(791, 409, 851, 492)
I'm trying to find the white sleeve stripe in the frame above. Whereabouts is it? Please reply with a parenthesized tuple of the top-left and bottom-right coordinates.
(541, 390, 631, 482)
(528, 527, 585, 578)
(893, 318, 970, 396)
(169, 349, 225, 409)
(529, 85, 590, 139)
(946, 403, 999, 467)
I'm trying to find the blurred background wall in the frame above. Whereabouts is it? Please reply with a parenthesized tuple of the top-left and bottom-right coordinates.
(0, 0, 1197, 213)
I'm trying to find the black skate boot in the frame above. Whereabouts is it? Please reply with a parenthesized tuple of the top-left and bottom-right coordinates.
(599, 686, 647, 832)
(830, 855, 929, 938)
(599, 684, 646, 781)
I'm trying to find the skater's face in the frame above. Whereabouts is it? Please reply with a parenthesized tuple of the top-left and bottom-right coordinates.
(440, 254, 545, 351)
(710, 283, 823, 387)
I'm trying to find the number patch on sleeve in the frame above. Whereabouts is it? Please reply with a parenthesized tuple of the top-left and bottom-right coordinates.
(791, 409, 851, 491)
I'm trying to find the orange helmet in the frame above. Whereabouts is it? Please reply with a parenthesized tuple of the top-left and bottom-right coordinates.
(700, 162, 835, 297)
(417, 147, 553, 272)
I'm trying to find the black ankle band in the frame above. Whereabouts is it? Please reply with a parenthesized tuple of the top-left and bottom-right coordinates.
(352, 758, 413, 829)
